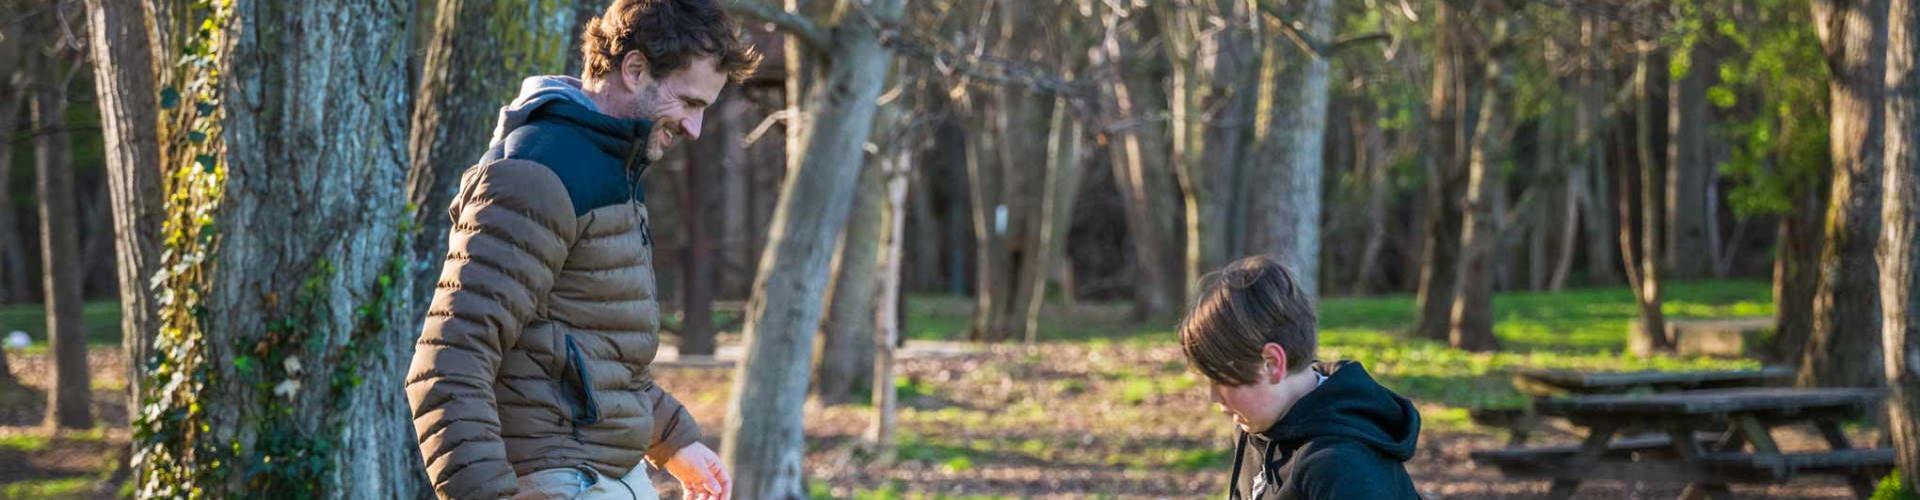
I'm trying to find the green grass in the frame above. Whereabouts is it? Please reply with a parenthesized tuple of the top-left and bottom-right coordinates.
(0, 301, 123, 351)
(903, 280, 1776, 412)
(0, 477, 93, 499)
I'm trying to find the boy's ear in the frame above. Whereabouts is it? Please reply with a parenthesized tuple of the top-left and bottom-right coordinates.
(1261, 343, 1288, 384)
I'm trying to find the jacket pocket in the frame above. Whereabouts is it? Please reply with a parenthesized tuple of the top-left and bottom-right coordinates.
(562, 334, 602, 426)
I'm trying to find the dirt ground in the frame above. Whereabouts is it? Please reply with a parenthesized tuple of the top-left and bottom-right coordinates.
(0, 347, 1870, 499)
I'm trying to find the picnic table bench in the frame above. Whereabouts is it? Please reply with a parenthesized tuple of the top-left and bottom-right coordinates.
(1472, 387, 1892, 499)
(1470, 366, 1792, 444)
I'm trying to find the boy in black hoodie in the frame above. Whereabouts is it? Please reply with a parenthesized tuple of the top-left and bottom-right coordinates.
(1179, 256, 1423, 499)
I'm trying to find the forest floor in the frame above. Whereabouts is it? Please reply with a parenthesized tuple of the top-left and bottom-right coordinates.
(0, 280, 1888, 498)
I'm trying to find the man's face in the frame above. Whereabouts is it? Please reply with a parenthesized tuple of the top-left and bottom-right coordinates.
(616, 54, 727, 161)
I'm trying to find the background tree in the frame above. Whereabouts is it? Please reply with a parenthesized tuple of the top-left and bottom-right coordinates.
(1802, 0, 1889, 388)
(1881, 0, 1920, 488)
(29, 0, 94, 429)
(718, 0, 904, 496)
(83, 0, 164, 419)
(131, 0, 429, 496)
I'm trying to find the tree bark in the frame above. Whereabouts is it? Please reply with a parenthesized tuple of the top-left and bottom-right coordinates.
(1248, 0, 1331, 299)
(31, 33, 93, 430)
(1802, 0, 1889, 388)
(1166, 0, 1257, 300)
(84, 0, 165, 414)
(1448, 13, 1511, 353)
(1880, 0, 1920, 486)
(719, 0, 902, 496)
(1415, 0, 1473, 341)
(135, 1, 429, 496)
(815, 113, 889, 405)
(406, 0, 580, 331)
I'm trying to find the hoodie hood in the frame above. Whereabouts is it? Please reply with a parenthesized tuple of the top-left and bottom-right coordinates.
(487, 75, 604, 150)
(1257, 361, 1419, 461)
(478, 75, 656, 216)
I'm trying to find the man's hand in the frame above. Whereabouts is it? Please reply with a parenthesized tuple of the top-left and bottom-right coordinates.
(664, 442, 730, 500)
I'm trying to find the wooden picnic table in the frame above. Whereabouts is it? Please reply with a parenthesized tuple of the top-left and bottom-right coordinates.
(1511, 366, 1794, 397)
(1472, 366, 1792, 444)
(1474, 387, 1892, 499)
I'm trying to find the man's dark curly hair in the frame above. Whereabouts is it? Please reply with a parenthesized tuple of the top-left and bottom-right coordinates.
(581, 0, 761, 83)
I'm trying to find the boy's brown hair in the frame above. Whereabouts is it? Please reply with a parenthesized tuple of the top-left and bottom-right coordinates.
(581, 0, 761, 83)
(1179, 255, 1318, 386)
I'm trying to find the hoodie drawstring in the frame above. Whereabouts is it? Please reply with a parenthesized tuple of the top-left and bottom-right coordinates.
(1227, 430, 1249, 500)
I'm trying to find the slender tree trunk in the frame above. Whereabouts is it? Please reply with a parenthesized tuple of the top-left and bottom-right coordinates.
(1449, 12, 1511, 353)
(720, 0, 903, 495)
(1622, 48, 1674, 354)
(1248, 0, 1331, 298)
(1881, 0, 1920, 486)
(1415, 0, 1472, 341)
(1167, 0, 1256, 300)
(84, 0, 165, 413)
(869, 138, 911, 461)
(31, 37, 93, 430)
(1019, 97, 1084, 343)
(1803, 0, 1889, 388)
(815, 112, 889, 405)
(135, 1, 427, 496)
(406, 0, 579, 330)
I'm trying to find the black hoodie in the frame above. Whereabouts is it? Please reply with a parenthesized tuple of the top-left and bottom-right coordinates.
(1227, 361, 1421, 500)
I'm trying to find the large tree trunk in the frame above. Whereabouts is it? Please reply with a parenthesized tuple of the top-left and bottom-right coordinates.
(31, 33, 93, 430)
(1448, 13, 1511, 353)
(815, 113, 890, 405)
(1880, 0, 1920, 486)
(1248, 0, 1331, 298)
(1802, 0, 1889, 388)
(84, 0, 165, 416)
(406, 0, 580, 330)
(133, 1, 428, 496)
(1665, 10, 1719, 279)
(719, 0, 902, 496)
(1415, 0, 1473, 341)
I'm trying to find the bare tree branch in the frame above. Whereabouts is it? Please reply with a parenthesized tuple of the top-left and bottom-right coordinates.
(1254, 0, 1391, 58)
(721, 0, 830, 50)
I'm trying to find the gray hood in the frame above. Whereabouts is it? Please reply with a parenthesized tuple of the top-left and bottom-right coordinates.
(486, 75, 602, 151)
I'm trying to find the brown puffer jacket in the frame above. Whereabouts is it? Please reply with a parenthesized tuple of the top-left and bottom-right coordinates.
(405, 131, 698, 498)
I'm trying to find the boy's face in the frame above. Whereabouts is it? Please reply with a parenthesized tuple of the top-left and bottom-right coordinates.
(1207, 343, 1303, 433)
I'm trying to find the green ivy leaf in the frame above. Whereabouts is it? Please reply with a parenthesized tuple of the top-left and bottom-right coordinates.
(197, 154, 217, 173)
(160, 87, 181, 109)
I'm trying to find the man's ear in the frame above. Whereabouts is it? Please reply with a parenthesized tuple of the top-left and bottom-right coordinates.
(1261, 343, 1288, 384)
(619, 51, 652, 90)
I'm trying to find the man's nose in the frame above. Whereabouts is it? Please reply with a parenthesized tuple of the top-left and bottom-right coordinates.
(681, 114, 703, 141)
